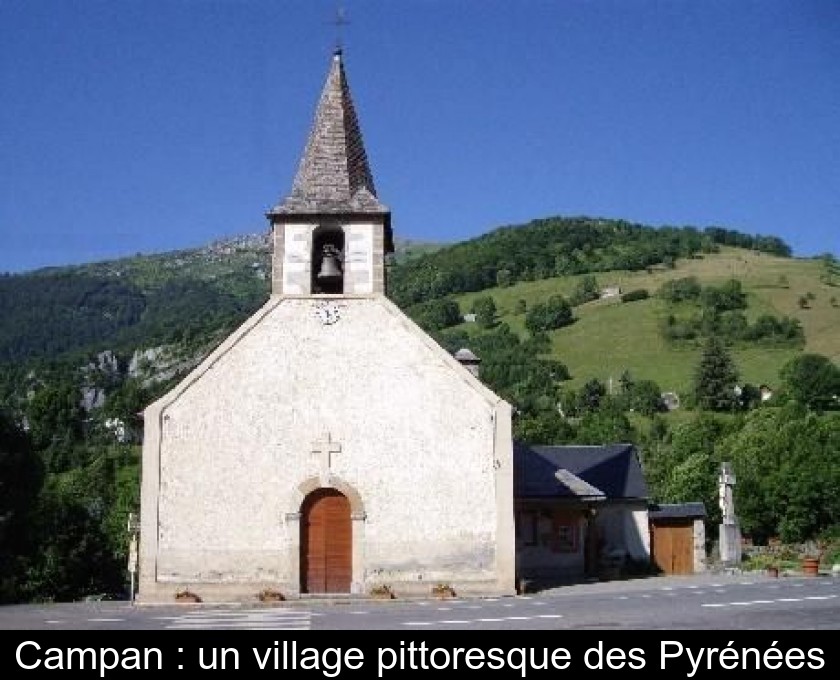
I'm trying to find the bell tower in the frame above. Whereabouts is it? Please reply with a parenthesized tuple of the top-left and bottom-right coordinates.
(267, 49, 393, 296)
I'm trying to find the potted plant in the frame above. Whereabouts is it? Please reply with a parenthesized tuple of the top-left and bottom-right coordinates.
(174, 588, 202, 603)
(258, 588, 285, 603)
(431, 583, 456, 599)
(800, 541, 824, 577)
(370, 584, 395, 600)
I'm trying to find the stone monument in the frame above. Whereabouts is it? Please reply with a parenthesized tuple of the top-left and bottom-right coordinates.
(718, 462, 742, 567)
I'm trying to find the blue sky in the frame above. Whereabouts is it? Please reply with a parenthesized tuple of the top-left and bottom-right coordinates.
(1, 0, 838, 273)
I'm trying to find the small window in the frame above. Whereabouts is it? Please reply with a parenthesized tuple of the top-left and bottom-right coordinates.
(516, 511, 539, 546)
(554, 522, 578, 553)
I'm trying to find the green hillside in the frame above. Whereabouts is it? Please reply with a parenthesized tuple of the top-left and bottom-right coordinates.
(1, 216, 838, 604)
(451, 248, 839, 394)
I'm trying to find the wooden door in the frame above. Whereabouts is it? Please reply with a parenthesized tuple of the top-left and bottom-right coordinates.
(301, 489, 352, 593)
(651, 521, 694, 575)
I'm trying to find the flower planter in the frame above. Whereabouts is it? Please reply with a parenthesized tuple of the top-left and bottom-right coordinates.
(801, 557, 820, 577)
(431, 584, 456, 599)
(174, 589, 202, 603)
(258, 589, 285, 603)
(370, 585, 395, 600)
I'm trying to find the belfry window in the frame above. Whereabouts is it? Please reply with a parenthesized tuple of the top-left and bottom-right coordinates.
(312, 226, 345, 294)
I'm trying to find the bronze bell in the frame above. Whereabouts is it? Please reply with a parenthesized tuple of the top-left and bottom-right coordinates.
(317, 251, 342, 280)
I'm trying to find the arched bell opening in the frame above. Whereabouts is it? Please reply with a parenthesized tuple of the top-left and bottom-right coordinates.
(312, 226, 345, 294)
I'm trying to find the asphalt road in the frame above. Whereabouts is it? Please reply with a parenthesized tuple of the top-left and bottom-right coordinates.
(1, 572, 838, 631)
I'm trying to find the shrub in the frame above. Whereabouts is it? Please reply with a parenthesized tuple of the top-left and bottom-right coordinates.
(621, 289, 649, 303)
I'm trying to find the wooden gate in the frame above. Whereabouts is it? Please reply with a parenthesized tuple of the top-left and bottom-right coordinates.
(300, 488, 352, 593)
(651, 520, 694, 575)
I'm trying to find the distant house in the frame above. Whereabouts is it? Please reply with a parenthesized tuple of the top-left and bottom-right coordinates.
(462, 313, 477, 323)
(759, 384, 774, 402)
(513, 443, 650, 585)
(600, 286, 622, 299)
(661, 392, 681, 411)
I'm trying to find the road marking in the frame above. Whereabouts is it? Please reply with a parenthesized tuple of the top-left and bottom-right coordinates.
(45, 620, 64, 624)
(87, 618, 124, 622)
(349, 611, 368, 615)
(702, 594, 837, 609)
(166, 608, 312, 630)
(403, 613, 562, 627)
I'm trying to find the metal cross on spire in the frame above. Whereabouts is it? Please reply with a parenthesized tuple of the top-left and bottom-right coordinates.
(330, 3, 350, 54)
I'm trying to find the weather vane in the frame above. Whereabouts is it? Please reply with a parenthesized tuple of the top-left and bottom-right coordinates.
(330, 3, 350, 53)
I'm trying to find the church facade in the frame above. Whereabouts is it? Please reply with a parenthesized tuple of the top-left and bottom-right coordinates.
(137, 51, 516, 602)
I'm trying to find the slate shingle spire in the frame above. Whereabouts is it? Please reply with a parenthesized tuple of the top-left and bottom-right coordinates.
(271, 50, 392, 250)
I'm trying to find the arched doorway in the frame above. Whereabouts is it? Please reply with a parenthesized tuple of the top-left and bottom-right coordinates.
(300, 488, 352, 593)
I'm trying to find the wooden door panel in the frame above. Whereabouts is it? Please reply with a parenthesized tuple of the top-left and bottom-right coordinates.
(301, 489, 351, 593)
(651, 522, 693, 575)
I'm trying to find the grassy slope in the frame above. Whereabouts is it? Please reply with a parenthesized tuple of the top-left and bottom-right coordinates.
(452, 248, 840, 394)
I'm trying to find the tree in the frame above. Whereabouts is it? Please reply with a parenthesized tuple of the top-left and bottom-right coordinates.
(692, 336, 739, 411)
(578, 378, 607, 412)
(407, 299, 462, 332)
(471, 296, 497, 329)
(780, 353, 840, 410)
(627, 379, 664, 417)
(524, 295, 573, 334)
(0, 411, 43, 602)
(575, 401, 635, 444)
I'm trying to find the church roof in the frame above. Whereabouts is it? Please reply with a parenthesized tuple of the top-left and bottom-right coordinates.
(513, 442, 649, 500)
(271, 50, 391, 228)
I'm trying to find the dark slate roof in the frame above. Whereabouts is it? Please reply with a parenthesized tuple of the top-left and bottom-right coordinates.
(271, 51, 391, 241)
(514, 442, 649, 500)
(649, 502, 707, 519)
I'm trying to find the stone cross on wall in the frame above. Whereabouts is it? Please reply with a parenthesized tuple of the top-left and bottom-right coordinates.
(312, 433, 342, 476)
(718, 462, 737, 525)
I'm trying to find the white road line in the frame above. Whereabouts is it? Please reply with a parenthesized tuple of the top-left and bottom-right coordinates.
(87, 618, 124, 622)
(349, 611, 368, 615)
(403, 613, 563, 627)
(165, 609, 312, 630)
(45, 620, 64, 624)
(702, 594, 837, 609)
(167, 619, 310, 629)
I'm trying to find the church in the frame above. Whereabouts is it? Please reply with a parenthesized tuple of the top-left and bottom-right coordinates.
(137, 49, 517, 602)
(138, 49, 654, 603)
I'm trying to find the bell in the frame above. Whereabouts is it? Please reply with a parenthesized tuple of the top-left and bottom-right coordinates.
(317, 253, 342, 279)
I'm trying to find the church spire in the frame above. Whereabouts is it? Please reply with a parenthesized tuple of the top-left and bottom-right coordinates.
(271, 50, 390, 235)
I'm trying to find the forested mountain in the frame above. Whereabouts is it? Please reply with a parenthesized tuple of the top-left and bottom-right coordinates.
(0, 216, 838, 603)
